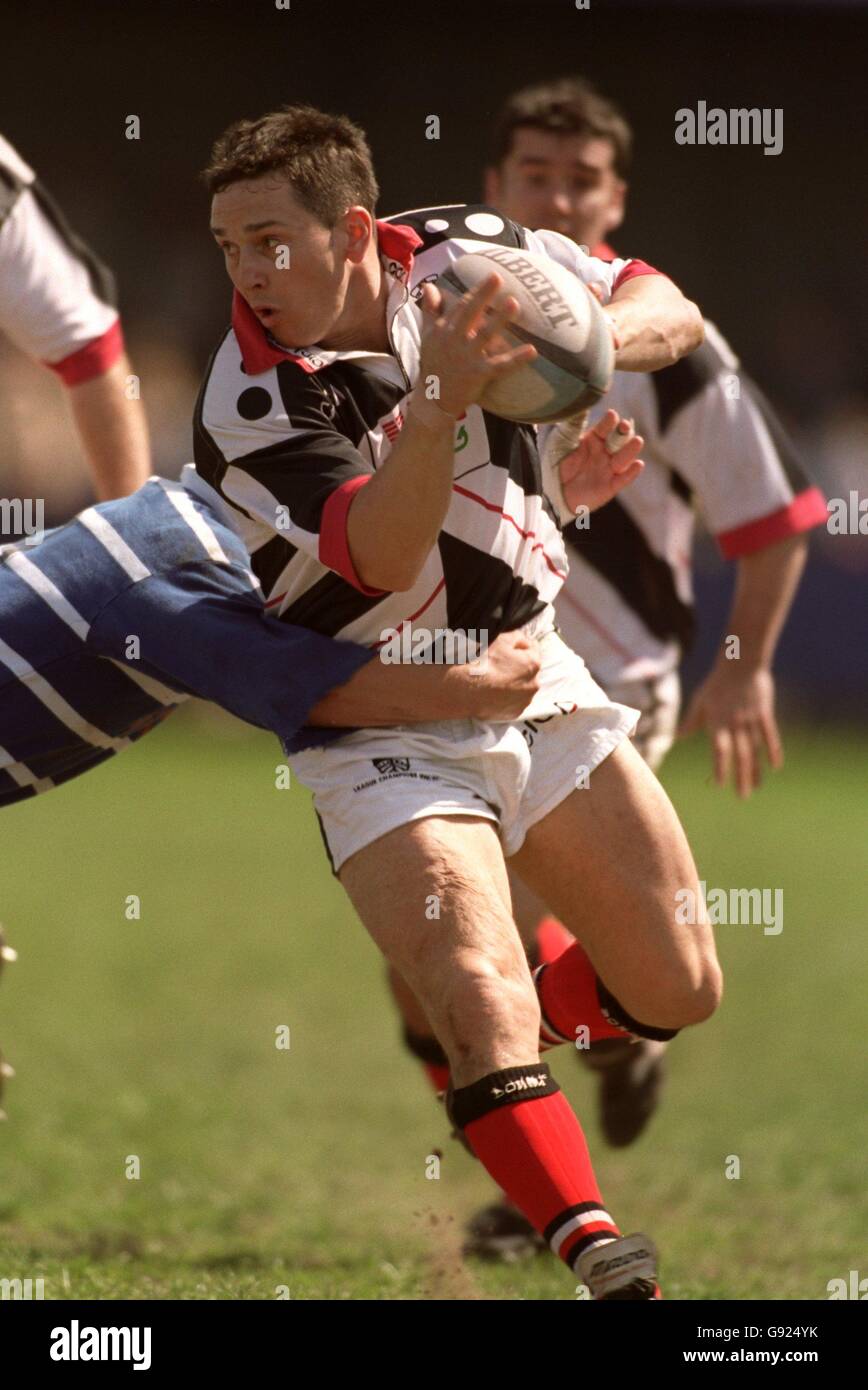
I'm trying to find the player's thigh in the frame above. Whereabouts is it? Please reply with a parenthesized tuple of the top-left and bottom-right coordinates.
(338, 814, 539, 1072)
(510, 739, 722, 1021)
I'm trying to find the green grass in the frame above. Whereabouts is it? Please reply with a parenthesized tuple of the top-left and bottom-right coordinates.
(1, 708, 865, 1300)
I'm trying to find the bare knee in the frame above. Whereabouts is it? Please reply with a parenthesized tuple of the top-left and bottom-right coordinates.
(634, 942, 723, 1030)
(672, 952, 723, 1026)
(435, 950, 541, 1081)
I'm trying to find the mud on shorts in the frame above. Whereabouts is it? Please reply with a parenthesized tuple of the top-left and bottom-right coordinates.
(290, 630, 640, 874)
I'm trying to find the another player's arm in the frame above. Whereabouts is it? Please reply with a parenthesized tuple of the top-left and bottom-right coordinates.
(90, 565, 542, 739)
(345, 275, 536, 592)
(526, 228, 702, 373)
(0, 184, 151, 500)
(679, 535, 808, 797)
(656, 336, 827, 797)
(606, 274, 704, 373)
(308, 630, 542, 727)
(64, 353, 151, 500)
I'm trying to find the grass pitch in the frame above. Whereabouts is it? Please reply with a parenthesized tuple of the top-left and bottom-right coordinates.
(1, 708, 865, 1300)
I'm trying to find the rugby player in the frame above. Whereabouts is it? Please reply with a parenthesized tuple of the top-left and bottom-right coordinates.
(0, 469, 552, 1113)
(193, 104, 717, 1298)
(0, 134, 150, 500)
(392, 77, 828, 1260)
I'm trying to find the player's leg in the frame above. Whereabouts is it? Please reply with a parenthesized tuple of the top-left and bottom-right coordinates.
(339, 814, 657, 1295)
(510, 735, 722, 1043)
(559, 673, 682, 1141)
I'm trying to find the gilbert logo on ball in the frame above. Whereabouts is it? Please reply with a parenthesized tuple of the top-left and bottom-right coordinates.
(435, 246, 614, 424)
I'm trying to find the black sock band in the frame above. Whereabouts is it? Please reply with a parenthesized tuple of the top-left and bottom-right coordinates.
(448, 1063, 559, 1131)
(402, 1026, 449, 1068)
(597, 979, 681, 1042)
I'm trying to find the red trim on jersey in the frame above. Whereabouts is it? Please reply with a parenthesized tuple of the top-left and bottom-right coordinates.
(590, 241, 664, 294)
(376, 219, 423, 276)
(45, 317, 123, 385)
(451, 483, 567, 580)
(231, 293, 297, 375)
(319, 475, 390, 595)
(611, 259, 661, 293)
(716, 487, 828, 560)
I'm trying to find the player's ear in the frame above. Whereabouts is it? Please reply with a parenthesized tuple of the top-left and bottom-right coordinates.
(482, 164, 501, 206)
(341, 206, 374, 265)
(604, 179, 627, 236)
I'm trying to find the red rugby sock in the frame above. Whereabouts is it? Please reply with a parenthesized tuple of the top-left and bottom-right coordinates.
(454, 1069, 620, 1271)
(535, 914, 575, 965)
(535, 940, 633, 1049)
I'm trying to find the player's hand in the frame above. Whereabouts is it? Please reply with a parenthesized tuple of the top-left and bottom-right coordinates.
(415, 275, 538, 419)
(677, 664, 783, 798)
(458, 631, 542, 720)
(559, 409, 644, 515)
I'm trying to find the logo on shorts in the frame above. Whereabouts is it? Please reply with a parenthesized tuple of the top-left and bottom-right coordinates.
(372, 757, 411, 775)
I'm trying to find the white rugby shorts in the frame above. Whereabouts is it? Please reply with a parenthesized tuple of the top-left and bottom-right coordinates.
(290, 630, 640, 873)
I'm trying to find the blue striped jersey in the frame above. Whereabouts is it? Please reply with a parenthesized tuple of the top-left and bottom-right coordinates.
(0, 476, 371, 808)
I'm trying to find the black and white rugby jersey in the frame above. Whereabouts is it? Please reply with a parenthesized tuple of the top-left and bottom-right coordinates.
(0, 134, 123, 384)
(192, 204, 658, 655)
(556, 294, 827, 688)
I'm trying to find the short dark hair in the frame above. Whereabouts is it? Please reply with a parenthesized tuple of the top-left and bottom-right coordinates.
(489, 78, 633, 180)
(202, 104, 379, 226)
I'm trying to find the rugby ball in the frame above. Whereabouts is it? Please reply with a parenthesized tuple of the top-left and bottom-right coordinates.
(434, 245, 614, 424)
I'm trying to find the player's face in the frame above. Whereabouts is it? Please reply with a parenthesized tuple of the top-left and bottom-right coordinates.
(210, 177, 350, 348)
(485, 129, 626, 249)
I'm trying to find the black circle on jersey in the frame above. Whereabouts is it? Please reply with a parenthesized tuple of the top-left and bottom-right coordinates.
(236, 387, 273, 420)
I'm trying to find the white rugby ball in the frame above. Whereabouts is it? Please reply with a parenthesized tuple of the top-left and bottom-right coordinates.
(434, 244, 614, 424)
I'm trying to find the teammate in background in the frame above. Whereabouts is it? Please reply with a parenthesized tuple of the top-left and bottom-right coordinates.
(0, 468, 549, 1113)
(393, 77, 827, 1260)
(0, 135, 150, 501)
(194, 104, 714, 1298)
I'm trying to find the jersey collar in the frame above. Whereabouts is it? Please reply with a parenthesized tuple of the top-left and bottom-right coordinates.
(232, 219, 424, 377)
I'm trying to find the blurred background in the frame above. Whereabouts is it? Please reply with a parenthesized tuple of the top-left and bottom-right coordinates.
(0, 0, 866, 707)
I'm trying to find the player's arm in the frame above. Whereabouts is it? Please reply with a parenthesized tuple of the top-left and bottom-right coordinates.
(524, 227, 703, 373)
(308, 629, 541, 726)
(88, 563, 542, 740)
(0, 185, 151, 500)
(64, 353, 152, 500)
(654, 327, 828, 795)
(606, 273, 704, 373)
(679, 536, 808, 797)
(345, 276, 536, 591)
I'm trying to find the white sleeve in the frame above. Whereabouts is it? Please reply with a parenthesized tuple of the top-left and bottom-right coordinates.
(0, 187, 117, 366)
(522, 227, 644, 305)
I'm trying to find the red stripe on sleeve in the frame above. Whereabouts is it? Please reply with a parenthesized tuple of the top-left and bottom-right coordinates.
(44, 317, 124, 385)
(611, 259, 663, 293)
(319, 475, 390, 595)
(717, 487, 829, 559)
